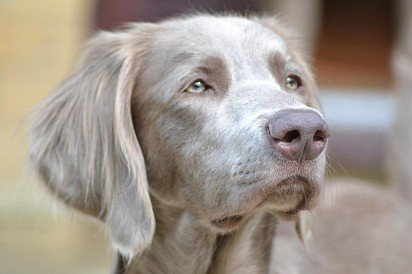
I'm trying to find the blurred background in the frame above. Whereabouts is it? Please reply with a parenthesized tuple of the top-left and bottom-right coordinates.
(1, 0, 410, 273)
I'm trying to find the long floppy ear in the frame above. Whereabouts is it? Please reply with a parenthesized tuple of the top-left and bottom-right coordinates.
(29, 24, 156, 259)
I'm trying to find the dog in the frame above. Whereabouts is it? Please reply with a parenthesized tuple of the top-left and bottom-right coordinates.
(29, 14, 411, 274)
(29, 13, 327, 273)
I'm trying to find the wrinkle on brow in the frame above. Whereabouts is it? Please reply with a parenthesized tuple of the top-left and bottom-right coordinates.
(171, 52, 195, 64)
(268, 52, 287, 84)
(198, 56, 231, 92)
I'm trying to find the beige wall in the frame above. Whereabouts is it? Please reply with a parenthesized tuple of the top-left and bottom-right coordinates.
(0, 1, 112, 273)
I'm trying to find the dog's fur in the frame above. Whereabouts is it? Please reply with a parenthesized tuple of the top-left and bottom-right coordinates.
(29, 14, 412, 273)
(272, 179, 412, 274)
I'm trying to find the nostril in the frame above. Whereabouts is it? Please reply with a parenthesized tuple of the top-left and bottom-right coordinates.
(313, 130, 325, 143)
(313, 125, 331, 143)
(280, 130, 300, 143)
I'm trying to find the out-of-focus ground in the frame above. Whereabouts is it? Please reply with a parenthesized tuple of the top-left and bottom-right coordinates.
(0, 0, 395, 273)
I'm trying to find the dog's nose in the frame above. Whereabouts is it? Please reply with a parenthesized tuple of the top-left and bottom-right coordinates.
(267, 109, 330, 161)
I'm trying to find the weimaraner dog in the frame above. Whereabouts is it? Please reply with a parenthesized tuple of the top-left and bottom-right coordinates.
(29, 14, 412, 273)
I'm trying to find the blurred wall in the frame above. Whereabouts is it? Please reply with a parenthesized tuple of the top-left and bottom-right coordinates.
(0, 1, 113, 273)
(315, 0, 394, 88)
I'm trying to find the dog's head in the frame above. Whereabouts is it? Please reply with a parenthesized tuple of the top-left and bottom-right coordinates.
(30, 15, 329, 258)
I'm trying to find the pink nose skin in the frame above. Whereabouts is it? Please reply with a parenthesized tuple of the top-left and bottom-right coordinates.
(267, 109, 330, 161)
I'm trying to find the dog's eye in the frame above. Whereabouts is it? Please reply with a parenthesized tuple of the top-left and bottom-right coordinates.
(285, 75, 301, 90)
(185, 80, 208, 93)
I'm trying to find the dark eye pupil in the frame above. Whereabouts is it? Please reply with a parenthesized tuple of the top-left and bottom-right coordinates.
(286, 76, 300, 89)
(287, 77, 296, 85)
(192, 81, 203, 89)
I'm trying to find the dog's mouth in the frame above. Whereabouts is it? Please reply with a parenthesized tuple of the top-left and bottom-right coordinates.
(211, 214, 245, 229)
(211, 176, 318, 229)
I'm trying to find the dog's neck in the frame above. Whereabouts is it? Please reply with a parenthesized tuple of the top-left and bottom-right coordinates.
(121, 196, 277, 274)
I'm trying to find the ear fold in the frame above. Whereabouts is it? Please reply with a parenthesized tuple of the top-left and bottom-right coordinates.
(29, 25, 156, 259)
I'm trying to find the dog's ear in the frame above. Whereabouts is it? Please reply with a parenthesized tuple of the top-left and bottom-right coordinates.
(29, 24, 156, 259)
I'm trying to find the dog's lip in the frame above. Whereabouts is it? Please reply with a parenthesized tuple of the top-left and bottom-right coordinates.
(275, 209, 300, 221)
(210, 175, 316, 228)
(211, 214, 245, 229)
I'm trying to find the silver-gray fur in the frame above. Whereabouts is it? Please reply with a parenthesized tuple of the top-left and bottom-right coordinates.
(30, 14, 325, 273)
(29, 14, 412, 274)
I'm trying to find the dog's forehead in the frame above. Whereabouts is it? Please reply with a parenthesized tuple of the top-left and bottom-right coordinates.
(160, 16, 290, 59)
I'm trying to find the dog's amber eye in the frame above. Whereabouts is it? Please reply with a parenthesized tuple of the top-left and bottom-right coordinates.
(285, 75, 301, 90)
(185, 80, 207, 93)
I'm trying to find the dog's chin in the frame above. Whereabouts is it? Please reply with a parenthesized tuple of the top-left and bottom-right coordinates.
(210, 176, 319, 231)
(264, 176, 319, 220)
